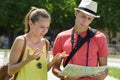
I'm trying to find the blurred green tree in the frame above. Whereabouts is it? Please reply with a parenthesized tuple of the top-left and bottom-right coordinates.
(93, 0, 120, 43)
(0, 0, 120, 48)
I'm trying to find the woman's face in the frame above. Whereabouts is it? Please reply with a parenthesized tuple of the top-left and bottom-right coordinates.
(30, 17, 50, 37)
(74, 10, 94, 32)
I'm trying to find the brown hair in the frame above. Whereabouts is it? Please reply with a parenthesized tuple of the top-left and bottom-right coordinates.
(24, 7, 51, 33)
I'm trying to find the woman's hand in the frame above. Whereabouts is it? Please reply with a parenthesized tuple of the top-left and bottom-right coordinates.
(25, 48, 44, 62)
(52, 51, 69, 65)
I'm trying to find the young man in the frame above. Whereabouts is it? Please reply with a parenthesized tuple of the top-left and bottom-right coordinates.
(52, 0, 109, 80)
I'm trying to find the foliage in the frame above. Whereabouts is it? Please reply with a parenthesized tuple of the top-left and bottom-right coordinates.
(92, 0, 120, 32)
(0, 0, 120, 48)
(47, 0, 76, 31)
(0, 0, 48, 47)
(0, 0, 47, 35)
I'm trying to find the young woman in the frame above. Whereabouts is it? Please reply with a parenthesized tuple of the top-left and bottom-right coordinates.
(8, 7, 67, 80)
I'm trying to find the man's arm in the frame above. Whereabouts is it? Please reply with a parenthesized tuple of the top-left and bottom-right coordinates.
(91, 57, 108, 80)
(99, 57, 108, 75)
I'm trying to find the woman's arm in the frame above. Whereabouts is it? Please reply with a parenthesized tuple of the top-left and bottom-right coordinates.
(47, 52, 68, 71)
(8, 36, 43, 75)
(8, 36, 29, 75)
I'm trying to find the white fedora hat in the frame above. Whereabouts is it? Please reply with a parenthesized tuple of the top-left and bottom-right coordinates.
(74, 0, 100, 18)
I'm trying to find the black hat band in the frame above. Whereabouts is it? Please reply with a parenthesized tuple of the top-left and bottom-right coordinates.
(77, 7, 97, 16)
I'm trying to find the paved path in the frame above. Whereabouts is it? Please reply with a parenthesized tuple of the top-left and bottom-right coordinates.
(108, 58, 120, 69)
(0, 52, 119, 80)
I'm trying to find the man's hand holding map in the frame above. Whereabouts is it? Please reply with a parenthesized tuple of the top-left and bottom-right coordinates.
(59, 64, 107, 77)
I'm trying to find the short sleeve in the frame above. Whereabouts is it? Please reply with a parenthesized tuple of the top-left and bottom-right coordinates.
(52, 34, 63, 56)
(97, 33, 109, 57)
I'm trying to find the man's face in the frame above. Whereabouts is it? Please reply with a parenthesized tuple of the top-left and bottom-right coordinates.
(74, 10, 94, 31)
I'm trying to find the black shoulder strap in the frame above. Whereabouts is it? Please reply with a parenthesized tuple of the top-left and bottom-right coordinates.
(71, 28, 74, 50)
(64, 28, 97, 67)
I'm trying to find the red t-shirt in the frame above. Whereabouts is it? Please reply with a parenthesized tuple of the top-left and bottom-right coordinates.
(52, 28, 109, 80)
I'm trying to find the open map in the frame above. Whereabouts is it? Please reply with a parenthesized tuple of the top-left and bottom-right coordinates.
(59, 64, 107, 77)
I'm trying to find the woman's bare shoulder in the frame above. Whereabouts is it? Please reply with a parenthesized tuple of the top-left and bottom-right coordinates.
(41, 38, 49, 45)
(14, 35, 25, 44)
(11, 35, 26, 50)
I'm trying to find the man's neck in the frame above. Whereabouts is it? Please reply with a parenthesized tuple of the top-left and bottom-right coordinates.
(74, 26, 88, 34)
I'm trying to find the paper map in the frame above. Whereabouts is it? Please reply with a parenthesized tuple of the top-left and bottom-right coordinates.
(59, 64, 107, 77)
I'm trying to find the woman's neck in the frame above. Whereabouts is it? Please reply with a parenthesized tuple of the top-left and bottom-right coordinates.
(26, 33, 42, 44)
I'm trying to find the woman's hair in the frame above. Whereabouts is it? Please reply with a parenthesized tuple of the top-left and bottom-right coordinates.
(24, 7, 51, 33)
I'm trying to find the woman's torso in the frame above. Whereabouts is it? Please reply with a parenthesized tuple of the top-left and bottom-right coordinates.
(16, 40, 47, 80)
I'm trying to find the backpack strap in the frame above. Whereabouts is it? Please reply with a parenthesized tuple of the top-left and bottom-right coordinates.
(14, 36, 26, 79)
(64, 28, 97, 67)
(45, 39, 50, 53)
(42, 38, 50, 63)
(18, 36, 26, 62)
(42, 38, 50, 53)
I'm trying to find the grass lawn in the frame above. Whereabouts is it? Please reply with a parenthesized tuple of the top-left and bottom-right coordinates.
(108, 67, 120, 79)
(109, 54, 120, 58)
(0, 49, 10, 52)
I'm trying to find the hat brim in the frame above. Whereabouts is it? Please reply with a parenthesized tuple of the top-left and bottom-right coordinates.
(74, 8, 100, 18)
